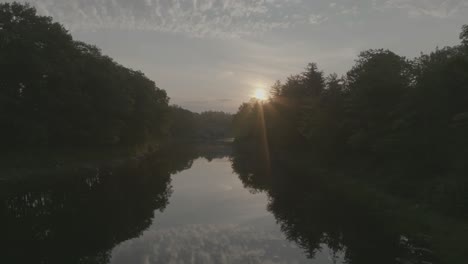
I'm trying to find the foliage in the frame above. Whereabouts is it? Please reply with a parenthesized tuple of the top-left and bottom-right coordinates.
(0, 3, 169, 147)
(232, 25, 468, 215)
(168, 105, 233, 141)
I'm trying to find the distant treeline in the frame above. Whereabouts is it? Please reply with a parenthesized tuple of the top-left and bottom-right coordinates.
(169, 106, 233, 141)
(233, 25, 468, 215)
(0, 3, 232, 148)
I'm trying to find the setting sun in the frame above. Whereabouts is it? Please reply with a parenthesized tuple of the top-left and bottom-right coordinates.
(253, 88, 268, 101)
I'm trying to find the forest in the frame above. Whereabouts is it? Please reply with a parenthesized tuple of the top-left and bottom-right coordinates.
(2, 2, 468, 263)
(2, 3, 467, 212)
(0, 3, 232, 148)
(232, 25, 468, 217)
(2, 2, 467, 215)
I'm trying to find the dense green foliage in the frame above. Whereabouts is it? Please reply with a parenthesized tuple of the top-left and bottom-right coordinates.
(233, 26, 468, 216)
(0, 3, 169, 147)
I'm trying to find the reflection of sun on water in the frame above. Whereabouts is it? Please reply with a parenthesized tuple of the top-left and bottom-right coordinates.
(253, 88, 268, 101)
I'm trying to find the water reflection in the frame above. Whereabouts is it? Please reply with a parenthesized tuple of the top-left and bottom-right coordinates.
(109, 157, 311, 264)
(2, 144, 465, 263)
(230, 144, 438, 264)
(0, 145, 201, 264)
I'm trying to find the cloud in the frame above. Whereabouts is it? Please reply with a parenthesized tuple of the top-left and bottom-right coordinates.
(110, 223, 310, 264)
(24, 0, 320, 38)
(23, 0, 468, 40)
(376, 0, 468, 18)
(308, 14, 328, 24)
(26, 0, 468, 39)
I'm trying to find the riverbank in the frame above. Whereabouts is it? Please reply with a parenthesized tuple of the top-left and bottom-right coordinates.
(0, 140, 234, 182)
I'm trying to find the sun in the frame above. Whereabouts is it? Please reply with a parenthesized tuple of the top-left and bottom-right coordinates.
(253, 88, 268, 101)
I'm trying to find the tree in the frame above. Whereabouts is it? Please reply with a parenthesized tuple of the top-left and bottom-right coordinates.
(461, 24, 468, 46)
(0, 2, 169, 147)
(345, 49, 411, 154)
(232, 25, 468, 218)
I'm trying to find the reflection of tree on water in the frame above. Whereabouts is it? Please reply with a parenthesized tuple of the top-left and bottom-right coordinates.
(231, 144, 437, 264)
(0, 145, 203, 264)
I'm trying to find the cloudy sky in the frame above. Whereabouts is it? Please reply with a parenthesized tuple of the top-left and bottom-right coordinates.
(19, 0, 468, 112)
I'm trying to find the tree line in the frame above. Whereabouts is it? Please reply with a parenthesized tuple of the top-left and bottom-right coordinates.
(0, 2, 170, 147)
(233, 25, 468, 216)
(168, 106, 233, 141)
(0, 2, 232, 148)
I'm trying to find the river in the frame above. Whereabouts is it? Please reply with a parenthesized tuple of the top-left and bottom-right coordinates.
(0, 145, 466, 263)
(109, 157, 318, 263)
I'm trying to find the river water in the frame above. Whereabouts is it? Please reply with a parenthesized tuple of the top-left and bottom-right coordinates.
(109, 157, 323, 264)
(0, 145, 465, 263)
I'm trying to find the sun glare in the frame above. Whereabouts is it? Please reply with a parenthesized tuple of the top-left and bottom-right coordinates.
(253, 88, 268, 101)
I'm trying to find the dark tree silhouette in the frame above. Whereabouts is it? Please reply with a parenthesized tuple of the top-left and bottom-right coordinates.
(232, 25, 468, 217)
(168, 105, 233, 141)
(0, 3, 169, 147)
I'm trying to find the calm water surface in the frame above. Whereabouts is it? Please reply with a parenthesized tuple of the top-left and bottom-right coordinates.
(1, 148, 343, 264)
(110, 157, 338, 264)
(1, 146, 466, 263)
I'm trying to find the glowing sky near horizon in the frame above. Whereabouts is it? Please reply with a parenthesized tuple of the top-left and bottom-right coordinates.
(253, 88, 268, 101)
(13, 0, 468, 112)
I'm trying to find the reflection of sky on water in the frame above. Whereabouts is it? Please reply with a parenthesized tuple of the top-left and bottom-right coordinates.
(110, 158, 344, 264)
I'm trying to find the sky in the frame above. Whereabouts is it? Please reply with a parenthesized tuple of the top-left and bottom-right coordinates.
(17, 0, 468, 112)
